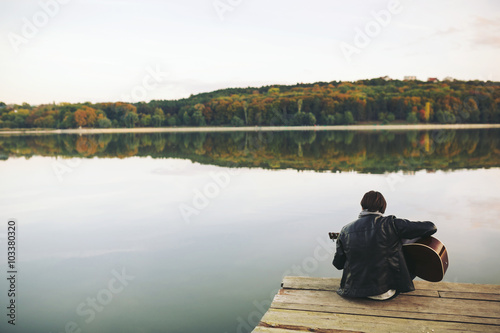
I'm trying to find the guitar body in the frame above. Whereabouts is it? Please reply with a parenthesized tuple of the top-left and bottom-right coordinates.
(403, 236, 449, 282)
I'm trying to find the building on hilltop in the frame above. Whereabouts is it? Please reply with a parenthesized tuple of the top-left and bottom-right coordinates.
(427, 77, 439, 83)
(404, 76, 417, 81)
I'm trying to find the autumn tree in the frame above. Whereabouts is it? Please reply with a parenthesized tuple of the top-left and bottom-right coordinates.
(74, 106, 97, 127)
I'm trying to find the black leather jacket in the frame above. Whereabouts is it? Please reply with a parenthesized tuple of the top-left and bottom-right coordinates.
(333, 213, 436, 297)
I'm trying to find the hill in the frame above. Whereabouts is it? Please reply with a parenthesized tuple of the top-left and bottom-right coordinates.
(1, 78, 499, 129)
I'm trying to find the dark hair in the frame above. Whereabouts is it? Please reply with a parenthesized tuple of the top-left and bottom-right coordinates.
(361, 191, 387, 214)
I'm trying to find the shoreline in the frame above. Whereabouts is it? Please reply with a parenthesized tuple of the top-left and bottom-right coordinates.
(1, 123, 499, 135)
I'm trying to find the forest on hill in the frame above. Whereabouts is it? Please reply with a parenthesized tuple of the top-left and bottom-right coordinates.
(1, 79, 499, 129)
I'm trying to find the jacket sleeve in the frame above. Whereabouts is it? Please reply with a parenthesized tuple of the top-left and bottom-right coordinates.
(392, 216, 437, 239)
(332, 238, 346, 270)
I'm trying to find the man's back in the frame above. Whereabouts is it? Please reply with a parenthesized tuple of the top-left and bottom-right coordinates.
(333, 212, 436, 298)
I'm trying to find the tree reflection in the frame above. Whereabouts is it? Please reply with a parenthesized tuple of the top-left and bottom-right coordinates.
(0, 129, 499, 173)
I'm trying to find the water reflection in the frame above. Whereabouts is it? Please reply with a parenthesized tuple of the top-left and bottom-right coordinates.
(1, 128, 499, 173)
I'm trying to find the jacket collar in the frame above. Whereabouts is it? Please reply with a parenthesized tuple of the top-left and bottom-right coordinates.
(358, 210, 383, 218)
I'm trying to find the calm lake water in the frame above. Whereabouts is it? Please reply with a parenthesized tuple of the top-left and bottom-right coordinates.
(0, 129, 499, 333)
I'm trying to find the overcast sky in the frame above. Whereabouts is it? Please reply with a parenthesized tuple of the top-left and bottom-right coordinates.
(1, 0, 499, 105)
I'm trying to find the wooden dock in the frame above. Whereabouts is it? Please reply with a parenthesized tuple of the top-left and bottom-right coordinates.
(252, 276, 500, 333)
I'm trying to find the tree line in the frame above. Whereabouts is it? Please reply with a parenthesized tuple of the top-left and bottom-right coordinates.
(1, 79, 499, 129)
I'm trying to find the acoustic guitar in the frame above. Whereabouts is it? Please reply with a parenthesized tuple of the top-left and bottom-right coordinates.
(402, 236, 449, 282)
(328, 232, 449, 282)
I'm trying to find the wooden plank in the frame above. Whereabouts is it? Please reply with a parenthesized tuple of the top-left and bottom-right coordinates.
(271, 289, 500, 325)
(282, 276, 339, 291)
(282, 276, 500, 296)
(270, 301, 500, 327)
(281, 276, 437, 297)
(270, 296, 500, 326)
(415, 280, 500, 294)
(439, 291, 500, 302)
(259, 308, 500, 333)
(401, 289, 439, 297)
(252, 327, 305, 333)
(253, 325, 361, 333)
